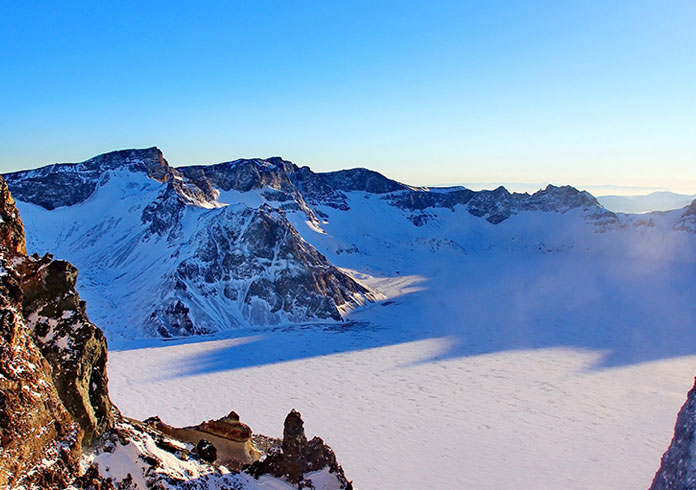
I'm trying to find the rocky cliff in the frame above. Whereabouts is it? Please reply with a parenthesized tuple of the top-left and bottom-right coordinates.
(18, 255, 114, 443)
(650, 378, 696, 490)
(0, 177, 88, 488)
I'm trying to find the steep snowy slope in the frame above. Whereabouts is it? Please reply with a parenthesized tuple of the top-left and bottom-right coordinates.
(5, 149, 376, 339)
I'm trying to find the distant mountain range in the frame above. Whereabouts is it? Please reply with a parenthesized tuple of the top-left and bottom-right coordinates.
(435, 183, 695, 214)
(4, 147, 695, 341)
(596, 191, 696, 214)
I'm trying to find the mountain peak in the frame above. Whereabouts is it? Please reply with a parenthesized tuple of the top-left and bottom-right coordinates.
(3, 146, 172, 210)
(81, 146, 171, 181)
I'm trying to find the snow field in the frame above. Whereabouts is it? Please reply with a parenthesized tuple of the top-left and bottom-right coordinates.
(107, 327, 696, 490)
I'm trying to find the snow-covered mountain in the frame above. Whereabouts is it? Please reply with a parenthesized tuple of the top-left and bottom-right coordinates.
(5, 147, 696, 342)
(5, 147, 696, 489)
(4, 149, 379, 338)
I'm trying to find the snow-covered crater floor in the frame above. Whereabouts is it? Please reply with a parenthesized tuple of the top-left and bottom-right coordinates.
(14, 171, 696, 489)
(107, 253, 696, 490)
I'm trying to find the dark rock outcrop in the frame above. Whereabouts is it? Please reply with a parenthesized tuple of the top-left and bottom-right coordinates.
(674, 199, 696, 233)
(150, 203, 377, 336)
(247, 409, 353, 489)
(18, 255, 114, 443)
(0, 265, 84, 489)
(0, 176, 114, 446)
(650, 378, 696, 490)
(196, 440, 217, 463)
(92, 411, 352, 490)
(320, 167, 406, 194)
(0, 177, 84, 489)
(0, 178, 27, 255)
(391, 183, 603, 224)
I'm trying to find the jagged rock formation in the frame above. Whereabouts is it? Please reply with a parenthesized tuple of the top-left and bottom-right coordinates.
(650, 378, 696, 490)
(18, 255, 113, 443)
(390, 183, 608, 224)
(247, 409, 353, 489)
(0, 178, 27, 256)
(86, 411, 351, 490)
(0, 177, 84, 489)
(160, 203, 373, 331)
(3, 147, 610, 224)
(0, 169, 114, 445)
(0, 261, 83, 489)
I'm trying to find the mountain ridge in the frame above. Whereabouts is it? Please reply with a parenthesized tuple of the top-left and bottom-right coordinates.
(5, 147, 695, 342)
(5, 146, 612, 223)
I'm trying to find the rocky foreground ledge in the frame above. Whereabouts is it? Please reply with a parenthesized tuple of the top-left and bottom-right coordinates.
(0, 174, 352, 489)
(79, 409, 352, 490)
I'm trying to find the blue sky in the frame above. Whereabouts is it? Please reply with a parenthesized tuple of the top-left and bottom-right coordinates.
(1, 1, 694, 192)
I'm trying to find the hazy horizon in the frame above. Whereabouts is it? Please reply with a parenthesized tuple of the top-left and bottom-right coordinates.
(2, 1, 694, 193)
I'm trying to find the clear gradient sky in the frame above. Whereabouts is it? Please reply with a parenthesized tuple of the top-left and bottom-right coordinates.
(1, 1, 694, 192)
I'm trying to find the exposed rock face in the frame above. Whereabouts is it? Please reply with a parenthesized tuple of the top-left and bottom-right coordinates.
(247, 409, 353, 489)
(391, 184, 605, 224)
(4, 147, 171, 210)
(0, 266, 83, 490)
(320, 167, 407, 194)
(146, 410, 260, 470)
(181, 158, 298, 196)
(153, 204, 376, 335)
(0, 177, 83, 489)
(88, 412, 352, 490)
(18, 255, 113, 443)
(0, 178, 27, 256)
(684, 200, 696, 218)
(674, 199, 696, 233)
(650, 378, 696, 490)
(0, 176, 114, 445)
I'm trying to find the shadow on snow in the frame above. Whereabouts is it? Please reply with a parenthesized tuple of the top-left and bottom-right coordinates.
(111, 254, 696, 375)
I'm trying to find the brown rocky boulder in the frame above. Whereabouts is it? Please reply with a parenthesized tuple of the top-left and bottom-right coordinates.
(145, 410, 261, 469)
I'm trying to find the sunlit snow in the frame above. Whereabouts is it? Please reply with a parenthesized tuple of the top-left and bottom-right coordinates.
(16, 172, 696, 490)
